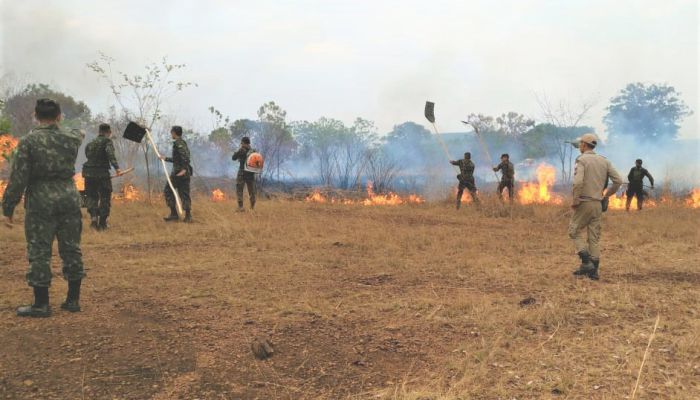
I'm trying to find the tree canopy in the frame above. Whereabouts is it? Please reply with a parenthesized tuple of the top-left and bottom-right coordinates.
(603, 82, 692, 142)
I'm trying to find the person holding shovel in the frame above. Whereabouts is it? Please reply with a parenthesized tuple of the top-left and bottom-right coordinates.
(450, 152, 479, 209)
(159, 126, 193, 222)
(2, 99, 86, 316)
(626, 159, 654, 211)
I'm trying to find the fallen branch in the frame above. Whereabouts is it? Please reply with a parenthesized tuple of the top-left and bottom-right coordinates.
(631, 314, 660, 399)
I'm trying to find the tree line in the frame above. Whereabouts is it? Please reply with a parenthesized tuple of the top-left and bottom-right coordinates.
(0, 56, 693, 192)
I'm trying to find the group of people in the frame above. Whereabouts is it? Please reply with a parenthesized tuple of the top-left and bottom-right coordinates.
(450, 133, 655, 281)
(1, 98, 658, 317)
(449, 152, 515, 208)
(84, 124, 259, 227)
(1, 99, 259, 317)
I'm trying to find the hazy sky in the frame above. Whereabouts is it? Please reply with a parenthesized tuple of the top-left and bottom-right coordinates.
(1, 0, 698, 138)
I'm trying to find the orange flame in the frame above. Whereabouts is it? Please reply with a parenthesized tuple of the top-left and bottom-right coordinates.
(211, 188, 225, 202)
(73, 172, 85, 191)
(305, 190, 328, 203)
(517, 163, 563, 205)
(0, 135, 19, 169)
(455, 188, 474, 204)
(305, 184, 424, 206)
(363, 182, 424, 206)
(607, 192, 657, 210)
(122, 184, 140, 201)
(0, 180, 6, 197)
(685, 188, 700, 208)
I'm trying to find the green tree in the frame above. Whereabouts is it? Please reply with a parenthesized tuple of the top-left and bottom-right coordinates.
(604, 82, 692, 141)
(3, 84, 91, 136)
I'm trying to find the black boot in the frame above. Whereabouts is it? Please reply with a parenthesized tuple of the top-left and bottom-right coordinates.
(90, 215, 99, 230)
(61, 280, 82, 312)
(17, 287, 51, 317)
(236, 202, 245, 212)
(588, 259, 600, 281)
(250, 200, 256, 211)
(163, 206, 179, 222)
(183, 209, 192, 223)
(98, 215, 108, 231)
(573, 250, 595, 276)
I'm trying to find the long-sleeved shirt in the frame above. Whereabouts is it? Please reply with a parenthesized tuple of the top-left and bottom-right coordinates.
(164, 137, 191, 176)
(450, 159, 475, 181)
(2, 124, 83, 217)
(627, 166, 654, 188)
(82, 135, 120, 178)
(494, 160, 514, 181)
(572, 150, 623, 204)
(232, 145, 256, 175)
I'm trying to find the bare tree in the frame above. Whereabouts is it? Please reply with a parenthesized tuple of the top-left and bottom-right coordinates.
(87, 52, 196, 199)
(535, 92, 597, 183)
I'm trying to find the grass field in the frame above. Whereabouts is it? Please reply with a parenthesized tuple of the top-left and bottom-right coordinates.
(0, 196, 699, 399)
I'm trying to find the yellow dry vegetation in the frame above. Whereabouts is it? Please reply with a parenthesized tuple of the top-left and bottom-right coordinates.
(0, 196, 698, 399)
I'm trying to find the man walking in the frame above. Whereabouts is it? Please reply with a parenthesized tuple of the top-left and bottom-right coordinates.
(2, 99, 86, 316)
(493, 153, 515, 202)
(450, 152, 479, 209)
(232, 137, 256, 211)
(569, 133, 622, 280)
(160, 126, 193, 223)
(626, 159, 654, 211)
(82, 123, 121, 230)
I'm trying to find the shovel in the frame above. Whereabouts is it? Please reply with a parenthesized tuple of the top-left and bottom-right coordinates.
(123, 122, 184, 217)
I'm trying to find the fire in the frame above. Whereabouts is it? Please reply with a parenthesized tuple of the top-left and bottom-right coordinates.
(73, 172, 85, 191)
(122, 184, 140, 201)
(0, 180, 6, 197)
(456, 189, 475, 204)
(211, 188, 225, 202)
(517, 163, 563, 205)
(607, 192, 657, 210)
(362, 182, 424, 206)
(304, 184, 424, 206)
(686, 188, 700, 208)
(305, 190, 328, 203)
(0, 134, 19, 169)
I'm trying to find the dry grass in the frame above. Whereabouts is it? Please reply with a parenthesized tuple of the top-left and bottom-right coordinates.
(0, 196, 698, 399)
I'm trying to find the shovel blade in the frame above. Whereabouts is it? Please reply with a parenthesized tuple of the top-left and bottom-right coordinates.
(424, 101, 435, 123)
(124, 121, 147, 143)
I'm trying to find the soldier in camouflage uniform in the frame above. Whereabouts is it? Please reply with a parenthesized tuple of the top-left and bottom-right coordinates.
(2, 99, 86, 317)
(626, 159, 654, 211)
(449, 152, 479, 209)
(569, 133, 622, 280)
(159, 126, 193, 222)
(82, 123, 121, 230)
(493, 153, 515, 202)
(232, 136, 256, 211)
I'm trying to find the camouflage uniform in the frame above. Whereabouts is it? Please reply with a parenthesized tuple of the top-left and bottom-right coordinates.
(164, 137, 192, 211)
(626, 166, 654, 210)
(450, 158, 479, 208)
(494, 160, 515, 201)
(82, 135, 120, 221)
(232, 146, 256, 209)
(1, 124, 85, 287)
(569, 149, 622, 275)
